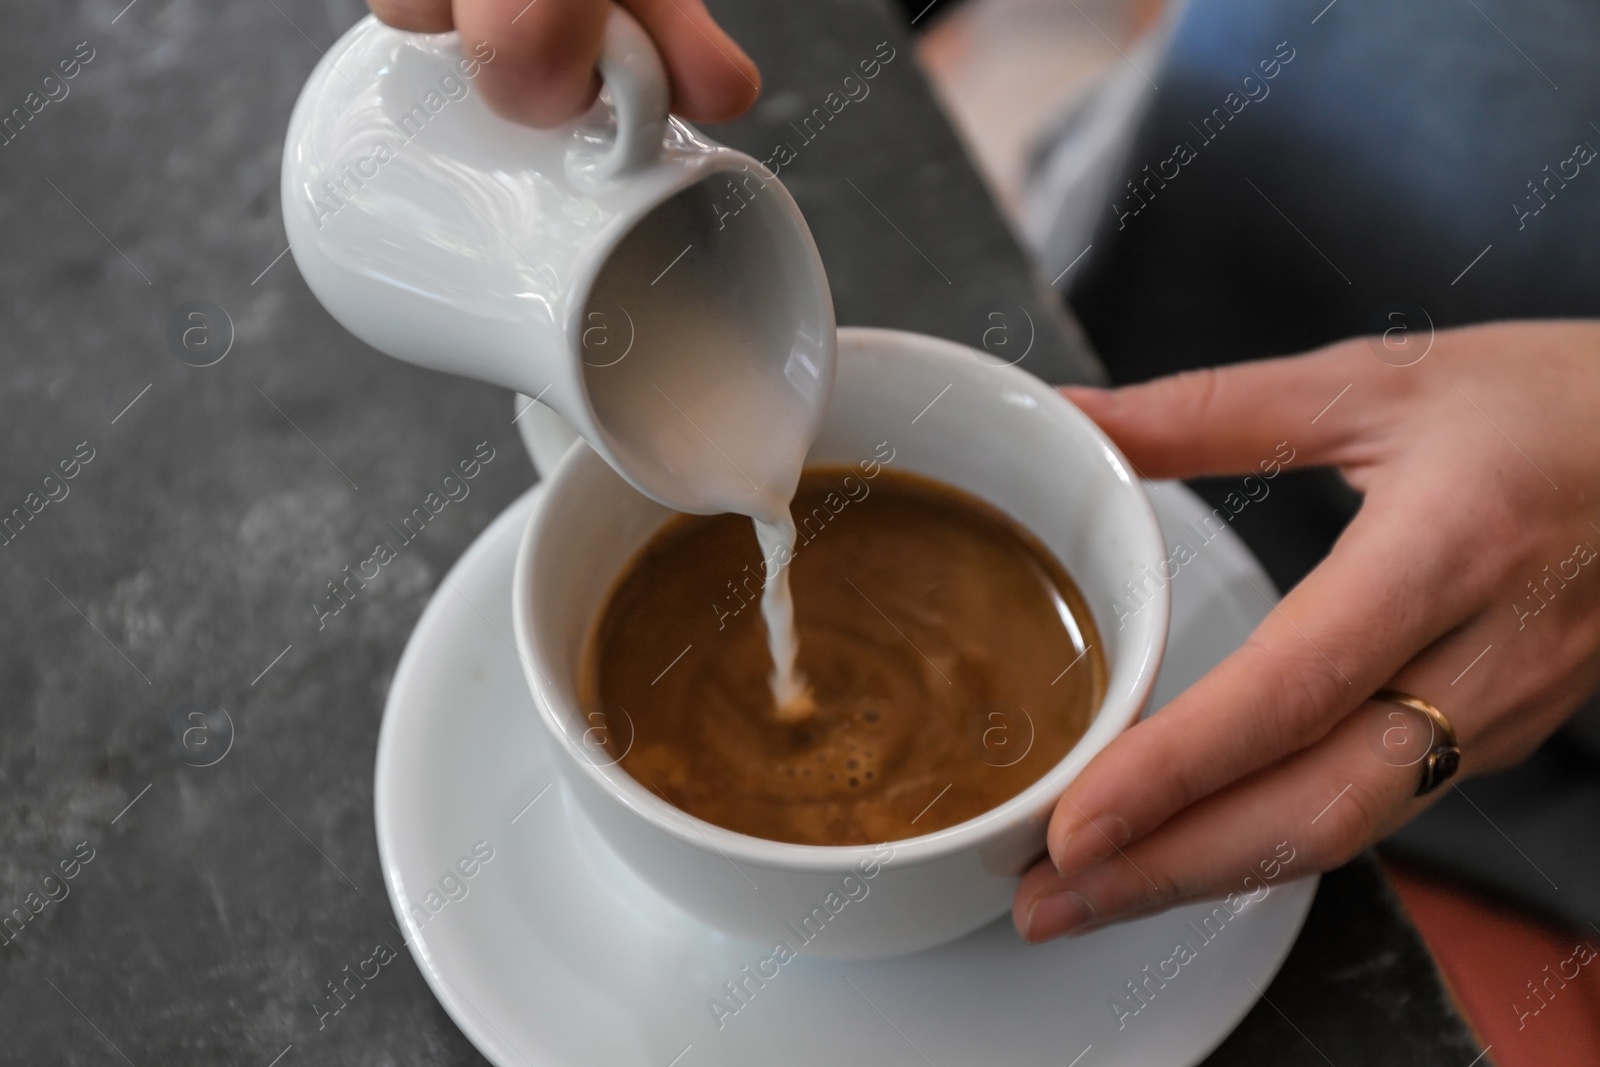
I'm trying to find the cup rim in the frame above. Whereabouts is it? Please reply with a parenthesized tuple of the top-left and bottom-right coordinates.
(512, 326, 1169, 871)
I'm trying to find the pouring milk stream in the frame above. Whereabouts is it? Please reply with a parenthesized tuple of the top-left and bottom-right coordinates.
(281, 8, 833, 718)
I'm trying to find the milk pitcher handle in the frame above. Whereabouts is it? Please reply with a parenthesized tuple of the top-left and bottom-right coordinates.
(587, 5, 670, 181)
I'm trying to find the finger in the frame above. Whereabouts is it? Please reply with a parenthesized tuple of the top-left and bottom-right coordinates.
(459, 0, 758, 128)
(455, 0, 611, 127)
(369, 0, 455, 32)
(1388, 592, 1600, 777)
(1023, 600, 1536, 941)
(1059, 340, 1388, 480)
(620, 0, 761, 121)
(1016, 700, 1428, 942)
(1046, 490, 1482, 880)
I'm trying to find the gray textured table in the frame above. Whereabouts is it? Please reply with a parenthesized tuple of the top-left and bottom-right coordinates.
(0, 0, 1478, 1063)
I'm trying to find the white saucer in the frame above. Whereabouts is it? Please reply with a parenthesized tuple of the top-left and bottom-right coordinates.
(375, 480, 1317, 1067)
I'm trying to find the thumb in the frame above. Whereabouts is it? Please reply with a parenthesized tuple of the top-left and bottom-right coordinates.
(1061, 343, 1369, 480)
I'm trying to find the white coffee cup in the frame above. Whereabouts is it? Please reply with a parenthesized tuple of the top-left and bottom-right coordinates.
(511, 327, 1169, 960)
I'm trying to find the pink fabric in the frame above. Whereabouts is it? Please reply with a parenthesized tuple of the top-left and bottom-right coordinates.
(1385, 859, 1600, 1066)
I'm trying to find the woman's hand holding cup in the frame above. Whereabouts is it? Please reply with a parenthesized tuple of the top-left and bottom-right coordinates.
(1018, 322, 1600, 943)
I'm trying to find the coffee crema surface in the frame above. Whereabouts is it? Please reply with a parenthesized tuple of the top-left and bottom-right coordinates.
(582, 466, 1106, 846)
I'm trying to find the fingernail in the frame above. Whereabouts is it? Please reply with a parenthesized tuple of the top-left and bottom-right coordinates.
(1024, 891, 1097, 943)
(1053, 814, 1130, 876)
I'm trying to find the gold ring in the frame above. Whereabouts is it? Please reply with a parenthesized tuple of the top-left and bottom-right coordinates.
(1373, 689, 1461, 796)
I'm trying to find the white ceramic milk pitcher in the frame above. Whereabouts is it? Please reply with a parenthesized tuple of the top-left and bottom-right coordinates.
(280, 7, 836, 515)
